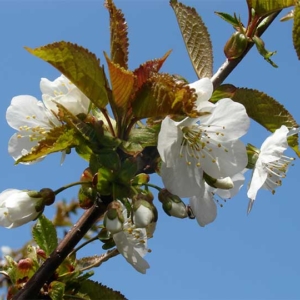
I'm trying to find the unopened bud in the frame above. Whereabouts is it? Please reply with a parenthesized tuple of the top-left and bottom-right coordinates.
(39, 188, 55, 206)
(104, 201, 125, 234)
(133, 199, 158, 228)
(203, 173, 234, 189)
(131, 173, 150, 185)
(80, 167, 94, 182)
(224, 32, 248, 60)
(158, 189, 187, 218)
(78, 186, 96, 209)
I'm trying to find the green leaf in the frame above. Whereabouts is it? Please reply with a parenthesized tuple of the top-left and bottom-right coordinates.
(293, 3, 300, 59)
(232, 88, 300, 156)
(127, 125, 160, 147)
(78, 279, 127, 300)
(48, 281, 65, 300)
(170, 0, 213, 78)
(16, 126, 79, 164)
(214, 12, 241, 27)
(247, 0, 295, 17)
(211, 84, 236, 103)
(25, 42, 109, 109)
(131, 73, 198, 119)
(32, 215, 58, 256)
(252, 35, 278, 67)
(105, 0, 129, 69)
(77, 255, 104, 271)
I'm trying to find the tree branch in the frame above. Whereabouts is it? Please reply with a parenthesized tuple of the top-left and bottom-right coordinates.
(13, 195, 112, 300)
(211, 11, 281, 90)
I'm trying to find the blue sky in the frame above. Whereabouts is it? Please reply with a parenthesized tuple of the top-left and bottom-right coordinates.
(0, 1, 300, 299)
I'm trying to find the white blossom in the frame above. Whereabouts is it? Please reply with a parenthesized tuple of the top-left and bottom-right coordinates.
(247, 125, 298, 213)
(111, 201, 151, 274)
(0, 189, 44, 228)
(6, 75, 91, 163)
(158, 93, 249, 198)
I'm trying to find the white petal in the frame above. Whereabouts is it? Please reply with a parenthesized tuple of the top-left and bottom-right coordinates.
(201, 139, 248, 179)
(203, 98, 250, 142)
(113, 231, 150, 274)
(188, 78, 213, 110)
(157, 117, 182, 167)
(189, 187, 217, 227)
(247, 160, 268, 201)
(161, 160, 203, 198)
(259, 125, 288, 163)
(8, 133, 41, 163)
(6, 95, 56, 130)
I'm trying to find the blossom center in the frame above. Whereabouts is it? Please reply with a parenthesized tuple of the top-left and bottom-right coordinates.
(180, 124, 228, 167)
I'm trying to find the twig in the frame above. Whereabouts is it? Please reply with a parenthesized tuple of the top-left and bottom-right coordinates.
(211, 11, 281, 90)
(12, 196, 112, 300)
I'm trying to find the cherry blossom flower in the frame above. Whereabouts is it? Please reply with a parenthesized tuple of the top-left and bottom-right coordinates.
(247, 125, 299, 213)
(158, 97, 249, 198)
(107, 201, 151, 274)
(0, 189, 45, 228)
(6, 75, 91, 163)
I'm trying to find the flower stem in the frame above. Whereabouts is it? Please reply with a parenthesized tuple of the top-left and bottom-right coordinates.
(12, 195, 112, 300)
(69, 235, 99, 257)
(53, 181, 92, 196)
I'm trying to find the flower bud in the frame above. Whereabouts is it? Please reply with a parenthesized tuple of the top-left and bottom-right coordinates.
(103, 201, 125, 234)
(158, 189, 187, 218)
(80, 167, 94, 182)
(78, 186, 96, 209)
(203, 173, 234, 190)
(132, 199, 158, 228)
(39, 188, 55, 206)
(131, 173, 150, 185)
(224, 32, 248, 60)
(0, 189, 46, 228)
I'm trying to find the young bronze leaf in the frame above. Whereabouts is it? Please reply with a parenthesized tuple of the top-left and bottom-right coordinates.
(105, 53, 135, 111)
(247, 0, 295, 17)
(25, 42, 109, 109)
(132, 73, 198, 119)
(16, 127, 79, 163)
(293, 3, 300, 60)
(170, 0, 213, 78)
(105, 0, 129, 68)
(133, 50, 172, 91)
(232, 88, 300, 156)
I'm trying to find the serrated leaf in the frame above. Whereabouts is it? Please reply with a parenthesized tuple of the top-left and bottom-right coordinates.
(293, 3, 300, 59)
(105, 0, 129, 68)
(119, 140, 144, 155)
(131, 73, 198, 119)
(16, 126, 79, 163)
(133, 50, 172, 91)
(25, 42, 109, 109)
(78, 279, 127, 300)
(211, 84, 237, 103)
(127, 125, 160, 147)
(247, 0, 295, 17)
(77, 255, 103, 270)
(232, 88, 300, 156)
(105, 53, 135, 112)
(33, 215, 58, 256)
(49, 281, 65, 300)
(170, 0, 213, 78)
(56, 103, 98, 145)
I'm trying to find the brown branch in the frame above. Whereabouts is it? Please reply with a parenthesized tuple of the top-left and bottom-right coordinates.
(12, 195, 112, 300)
(211, 11, 281, 90)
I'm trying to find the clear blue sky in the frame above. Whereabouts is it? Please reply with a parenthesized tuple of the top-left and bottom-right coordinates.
(0, 1, 299, 299)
